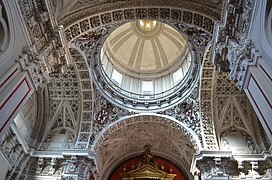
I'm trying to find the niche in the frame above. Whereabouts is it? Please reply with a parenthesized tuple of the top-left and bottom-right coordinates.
(220, 127, 256, 154)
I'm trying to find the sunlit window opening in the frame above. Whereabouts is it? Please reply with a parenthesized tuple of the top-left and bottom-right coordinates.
(173, 68, 184, 84)
(142, 81, 153, 94)
(138, 20, 157, 32)
(112, 69, 123, 85)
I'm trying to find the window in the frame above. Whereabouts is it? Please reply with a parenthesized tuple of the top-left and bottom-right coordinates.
(100, 47, 104, 60)
(112, 69, 122, 85)
(142, 81, 153, 94)
(173, 68, 183, 84)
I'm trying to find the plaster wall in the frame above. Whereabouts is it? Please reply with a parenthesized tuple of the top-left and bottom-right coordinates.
(0, 0, 30, 77)
(244, 0, 272, 143)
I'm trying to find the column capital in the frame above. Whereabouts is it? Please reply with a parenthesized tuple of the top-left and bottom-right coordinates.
(191, 151, 272, 179)
(17, 46, 50, 90)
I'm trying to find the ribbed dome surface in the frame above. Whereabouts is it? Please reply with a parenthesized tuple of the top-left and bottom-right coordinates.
(104, 20, 188, 74)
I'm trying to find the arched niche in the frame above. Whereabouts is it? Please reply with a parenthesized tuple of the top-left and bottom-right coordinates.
(13, 89, 49, 148)
(219, 127, 256, 154)
(41, 129, 75, 150)
(14, 92, 38, 145)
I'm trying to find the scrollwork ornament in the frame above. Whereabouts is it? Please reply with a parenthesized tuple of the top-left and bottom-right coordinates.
(212, 0, 258, 89)
(90, 90, 132, 145)
(72, 24, 121, 54)
(17, 46, 50, 90)
(161, 86, 202, 144)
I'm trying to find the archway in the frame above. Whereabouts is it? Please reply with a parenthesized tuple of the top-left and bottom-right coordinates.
(93, 114, 201, 179)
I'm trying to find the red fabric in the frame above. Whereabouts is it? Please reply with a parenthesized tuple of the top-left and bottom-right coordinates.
(109, 155, 188, 180)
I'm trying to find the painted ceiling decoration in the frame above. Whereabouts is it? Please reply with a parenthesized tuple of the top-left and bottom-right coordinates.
(0, 0, 272, 180)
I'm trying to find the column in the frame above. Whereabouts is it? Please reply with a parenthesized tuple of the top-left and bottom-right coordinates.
(0, 46, 50, 139)
(0, 63, 35, 139)
(244, 58, 272, 143)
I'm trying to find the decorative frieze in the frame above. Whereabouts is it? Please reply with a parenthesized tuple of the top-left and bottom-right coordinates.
(26, 155, 97, 180)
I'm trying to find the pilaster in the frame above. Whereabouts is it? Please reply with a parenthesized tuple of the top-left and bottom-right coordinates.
(243, 58, 272, 144)
(0, 63, 35, 139)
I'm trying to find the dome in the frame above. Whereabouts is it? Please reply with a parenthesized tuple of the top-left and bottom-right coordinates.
(98, 20, 196, 111)
(103, 20, 189, 76)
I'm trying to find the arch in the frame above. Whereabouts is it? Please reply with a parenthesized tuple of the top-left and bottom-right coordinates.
(199, 45, 219, 150)
(60, 1, 221, 27)
(67, 47, 95, 149)
(92, 113, 202, 152)
(64, 7, 216, 43)
(92, 114, 201, 179)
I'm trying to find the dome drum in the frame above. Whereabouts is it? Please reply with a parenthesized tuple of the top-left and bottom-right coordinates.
(91, 20, 202, 112)
(94, 52, 200, 112)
